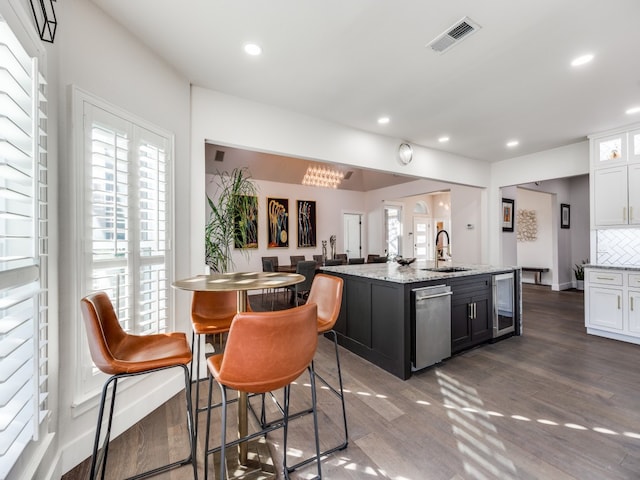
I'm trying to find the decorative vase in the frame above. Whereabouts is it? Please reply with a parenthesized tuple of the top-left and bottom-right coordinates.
(322, 240, 327, 262)
(576, 280, 584, 291)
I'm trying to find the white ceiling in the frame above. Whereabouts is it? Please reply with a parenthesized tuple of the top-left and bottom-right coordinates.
(91, 0, 640, 167)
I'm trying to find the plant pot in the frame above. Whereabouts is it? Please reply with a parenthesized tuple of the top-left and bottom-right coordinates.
(576, 280, 584, 291)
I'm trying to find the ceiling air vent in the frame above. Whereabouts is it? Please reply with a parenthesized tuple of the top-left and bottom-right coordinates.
(427, 16, 481, 54)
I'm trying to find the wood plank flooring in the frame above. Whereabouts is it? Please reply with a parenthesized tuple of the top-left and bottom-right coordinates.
(63, 285, 640, 479)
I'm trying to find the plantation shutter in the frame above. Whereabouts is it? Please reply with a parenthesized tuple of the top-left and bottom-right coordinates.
(0, 16, 49, 478)
(78, 93, 172, 394)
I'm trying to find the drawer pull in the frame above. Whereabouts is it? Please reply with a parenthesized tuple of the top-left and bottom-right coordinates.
(596, 276, 615, 281)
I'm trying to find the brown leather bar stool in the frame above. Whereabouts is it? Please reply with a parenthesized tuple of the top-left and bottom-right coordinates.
(190, 290, 238, 440)
(204, 303, 322, 480)
(287, 273, 348, 473)
(80, 292, 197, 480)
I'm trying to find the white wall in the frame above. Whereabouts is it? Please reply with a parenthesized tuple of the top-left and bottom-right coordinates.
(205, 175, 366, 272)
(489, 142, 590, 266)
(570, 175, 591, 269)
(516, 188, 554, 284)
(56, 0, 192, 473)
(364, 180, 485, 265)
(190, 88, 492, 277)
(500, 176, 589, 290)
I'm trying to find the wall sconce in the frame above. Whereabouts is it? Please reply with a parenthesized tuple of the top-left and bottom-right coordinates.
(29, 0, 57, 43)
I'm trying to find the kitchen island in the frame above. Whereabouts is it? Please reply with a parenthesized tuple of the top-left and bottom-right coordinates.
(320, 261, 521, 379)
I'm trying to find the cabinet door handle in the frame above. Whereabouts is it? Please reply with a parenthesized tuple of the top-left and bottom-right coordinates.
(618, 295, 621, 310)
(473, 302, 477, 319)
(631, 297, 634, 312)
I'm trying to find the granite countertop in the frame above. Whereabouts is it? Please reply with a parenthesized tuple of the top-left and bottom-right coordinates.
(585, 264, 640, 271)
(320, 260, 517, 284)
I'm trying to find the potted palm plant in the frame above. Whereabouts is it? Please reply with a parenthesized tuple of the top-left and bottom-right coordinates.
(573, 259, 588, 290)
(205, 167, 258, 273)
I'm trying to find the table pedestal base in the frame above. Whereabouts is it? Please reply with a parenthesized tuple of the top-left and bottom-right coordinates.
(211, 437, 276, 479)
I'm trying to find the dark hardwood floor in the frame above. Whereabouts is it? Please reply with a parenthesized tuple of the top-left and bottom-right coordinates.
(63, 285, 640, 479)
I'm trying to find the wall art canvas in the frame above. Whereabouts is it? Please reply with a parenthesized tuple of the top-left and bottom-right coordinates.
(297, 200, 316, 248)
(502, 198, 514, 232)
(267, 197, 289, 248)
(234, 195, 258, 249)
(561, 203, 570, 229)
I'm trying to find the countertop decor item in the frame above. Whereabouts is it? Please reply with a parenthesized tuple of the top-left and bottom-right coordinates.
(395, 256, 416, 266)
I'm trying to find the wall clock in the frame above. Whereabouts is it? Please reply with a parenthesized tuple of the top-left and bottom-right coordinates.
(398, 143, 413, 165)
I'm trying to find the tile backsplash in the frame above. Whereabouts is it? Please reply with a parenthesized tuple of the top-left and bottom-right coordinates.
(597, 229, 640, 265)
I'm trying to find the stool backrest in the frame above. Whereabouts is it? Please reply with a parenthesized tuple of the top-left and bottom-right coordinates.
(216, 303, 318, 393)
(191, 290, 237, 324)
(80, 292, 127, 375)
(306, 273, 343, 331)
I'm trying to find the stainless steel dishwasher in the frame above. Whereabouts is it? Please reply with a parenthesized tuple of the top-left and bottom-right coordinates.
(412, 284, 452, 371)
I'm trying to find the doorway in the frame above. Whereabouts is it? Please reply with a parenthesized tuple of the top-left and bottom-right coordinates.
(343, 213, 362, 260)
(412, 215, 431, 261)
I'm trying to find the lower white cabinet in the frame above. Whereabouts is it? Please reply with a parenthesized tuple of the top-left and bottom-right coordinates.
(585, 268, 640, 344)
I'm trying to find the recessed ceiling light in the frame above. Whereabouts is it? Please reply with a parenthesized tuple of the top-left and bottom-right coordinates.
(506, 140, 519, 148)
(438, 136, 450, 143)
(571, 54, 594, 67)
(626, 106, 640, 115)
(377, 117, 390, 124)
(244, 43, 262, 56)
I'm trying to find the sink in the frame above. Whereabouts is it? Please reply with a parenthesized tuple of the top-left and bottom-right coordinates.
(421, 267, 470, 273)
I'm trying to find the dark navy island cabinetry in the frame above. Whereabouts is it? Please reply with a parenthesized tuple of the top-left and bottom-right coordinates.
(450, 275, 493, 354)
(323, 263, 520, 380)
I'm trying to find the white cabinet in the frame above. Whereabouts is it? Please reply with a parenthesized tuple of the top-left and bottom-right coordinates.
(628, 164, 640, 224)
(587, 286, 623, 330)
(592, 132, 626, 167)
(590, 125, 640, 227)
(585, 268, 640, 344)
(629, 129, 640, 163)
(628, 289, 640, 334)
(592, 162, 640, 227)
(593, 166, 628, 226)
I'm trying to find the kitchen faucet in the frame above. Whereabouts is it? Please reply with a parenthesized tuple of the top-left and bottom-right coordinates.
(434, 229, 451, 269)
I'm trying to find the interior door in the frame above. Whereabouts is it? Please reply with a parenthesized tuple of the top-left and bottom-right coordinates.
(412, 215, 431, 260)
(343, 213, 362, 260)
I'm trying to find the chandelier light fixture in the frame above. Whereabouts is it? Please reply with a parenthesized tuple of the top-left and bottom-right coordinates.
(301, 165, 345, 189)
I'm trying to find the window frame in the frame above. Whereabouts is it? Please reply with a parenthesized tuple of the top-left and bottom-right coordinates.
(71, 87, 175, 404)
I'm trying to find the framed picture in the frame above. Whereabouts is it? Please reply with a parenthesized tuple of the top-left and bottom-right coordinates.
(297, 200, 316, 248)
(561, 203, 570, 229)
(267, 197, 289, 248)
(502, 198, 514, 232)
(234, 195, 258, 249)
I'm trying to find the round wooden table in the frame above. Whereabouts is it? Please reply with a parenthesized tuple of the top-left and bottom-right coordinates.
(172, 271, 304, 467)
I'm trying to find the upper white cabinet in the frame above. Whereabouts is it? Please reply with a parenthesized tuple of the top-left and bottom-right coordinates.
(593, 166, 629, 226)
(590, 124, 640, 227)
(592, 132, 626, 167)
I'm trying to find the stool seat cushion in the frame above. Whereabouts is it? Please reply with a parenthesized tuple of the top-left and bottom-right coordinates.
(81, 293, 192, 375)
(208, 304, 317, 394)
